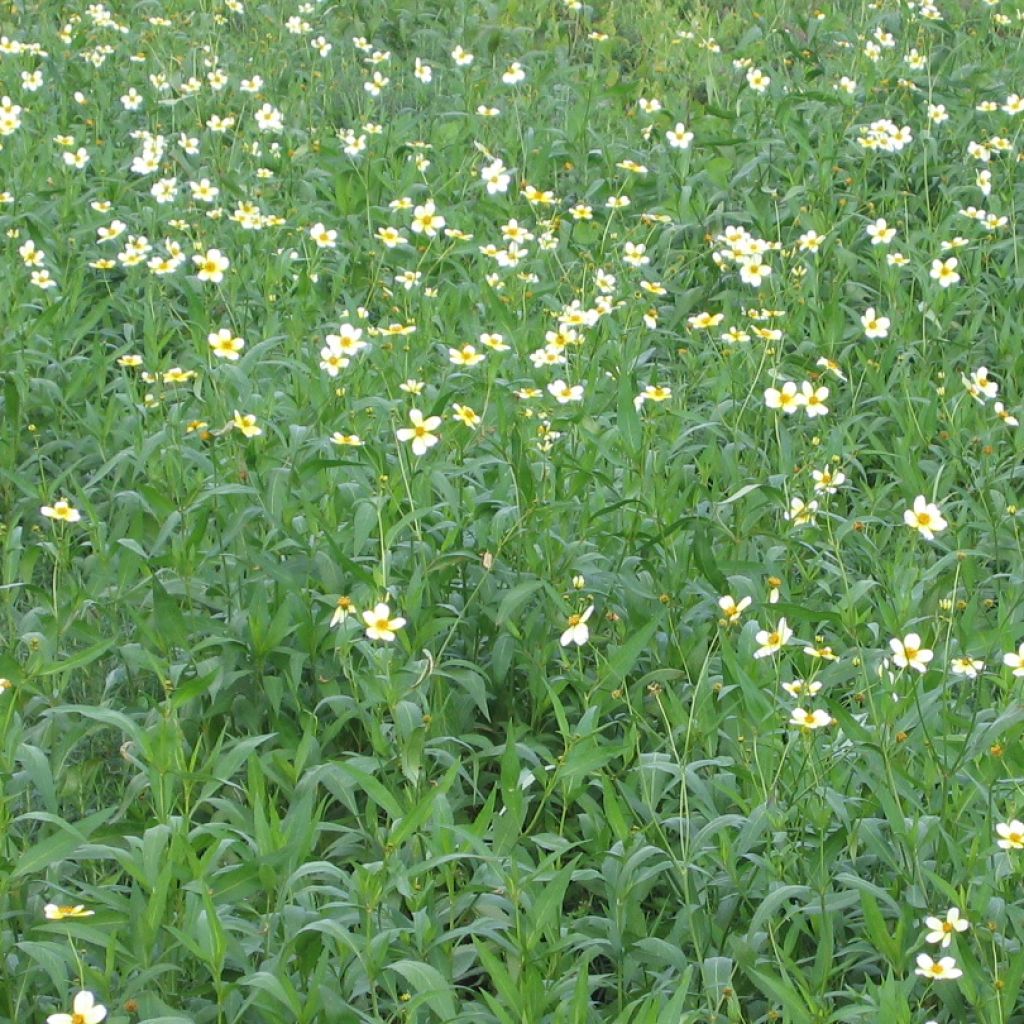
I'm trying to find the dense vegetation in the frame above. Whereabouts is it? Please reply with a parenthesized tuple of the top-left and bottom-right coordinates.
(3, 0, 1024, 1021)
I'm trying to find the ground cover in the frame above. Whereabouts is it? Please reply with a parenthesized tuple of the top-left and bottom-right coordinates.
(2, 0, 1024, 1021)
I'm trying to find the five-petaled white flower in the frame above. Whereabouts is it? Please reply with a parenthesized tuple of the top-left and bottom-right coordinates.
(951, 656, 985, 679)
(666, 122, 694, 149)
(41, 499, 82, 523)
(362, 602, 406, 642)
(931, 257, 960, 288)
(548, 380, 583, 404)
(754, 617, 793, 659)
(861, 307, 890, 339)
(765, 381, 801, 413)
(914, 954, 962, 981)
(396, 408, 442, 455)
(924, 908, 969, 948)
(997, 819, 1024, 849)
(904, 495, 947, 540)
(193, 247, 230, 283)
(889, 633, 933, 673)
(789, 707, 831, 730)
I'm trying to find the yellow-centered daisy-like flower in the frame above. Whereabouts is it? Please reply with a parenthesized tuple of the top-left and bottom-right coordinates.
(41, 499, 82, 523)
(231, 411, 262, 438)
(208, 328, 245, 360)
(362, 602, 406, 641)
(44, 903, 95, 920)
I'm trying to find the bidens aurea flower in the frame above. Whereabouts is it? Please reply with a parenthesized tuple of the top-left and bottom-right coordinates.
(889, 633, 933, 673)
(47, 991, 107, 1024)
(754, 618, 792, 658)
(44, 903, 95, 920)
(861, 307, 890, 339)
(997, 819, 1024, 849)
(718, 594, 752, 623)
(397, 409, 442, 455)
(789, 708, 831, 730)
(914, 954, 962, 981)
(931, 257, 960, 288)
(193, 248, 229, 283)
(232, 411, 262, 438)
(560, 605, 594, 647)
(41, 499, 81, 523)
(362, 603, 406, 642)
(1002, 643, 1024, 677)
(904, 496, 947, 540)
(208, 328, 245, 360)
(924, 908, 969, 948)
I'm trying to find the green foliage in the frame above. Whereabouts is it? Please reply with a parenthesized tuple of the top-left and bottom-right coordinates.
(1, 0, 1023, 1021)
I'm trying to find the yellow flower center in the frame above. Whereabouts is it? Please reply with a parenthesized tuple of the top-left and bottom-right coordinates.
(375, 618, 390, 631)
(917, 513, 932, 526)
(942, 921, 954, 933)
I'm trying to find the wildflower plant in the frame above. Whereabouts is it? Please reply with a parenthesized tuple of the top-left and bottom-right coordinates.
(2, 1, 1024, 1022)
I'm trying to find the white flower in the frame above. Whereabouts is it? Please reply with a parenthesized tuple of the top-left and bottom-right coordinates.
(396, 408, 442, 456)
(666, 122, 694, 149)
(309, 222, 337, 248)
(866, 218, 896, 245)
(950, 656, 984, 679)
(739, 257, 771, 286)
(481, 159, 511, 194)
(560, 606, 594, 646)
(253, 102, 283, 132)
(924, 908, 969, 948)
(754, 618, 792, 659)
(1003, 643, 1024, 677)
(799, 381, 829, 418)
(904, 496, 947, 540)
(914, 954, 962, 981)
(41, 499, 81, 523)
(789, 707, 831, 729)
(192, 248, 229, 283)
(502, 61, 526, 84)
(47, 991, 107, 1024)
(811, 467, 845, 494)
(764, 381, 801, 414)
(889, 633, 933, 673)
(362, 602, 406, 642)
(861, 307, 890, 339)
(930, 257, 960, 288)
(746, 67, 771, 92)
(784, 497, 818, 526)
(996, 819, 1024, 849)
(718, 594, 752, 623)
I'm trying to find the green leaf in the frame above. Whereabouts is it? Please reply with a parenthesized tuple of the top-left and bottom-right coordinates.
(387, 959, 457, 1020)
